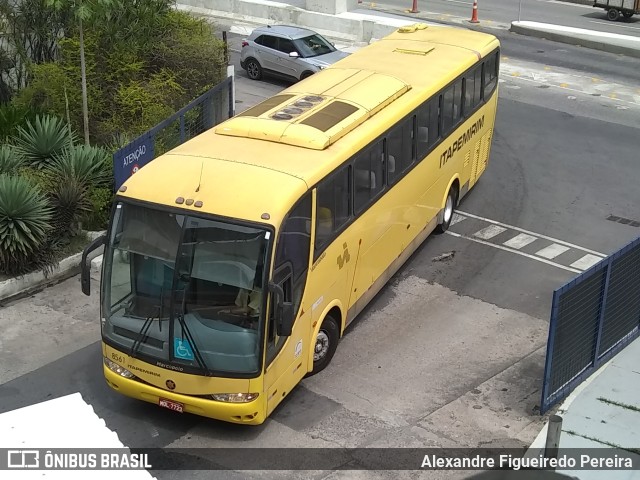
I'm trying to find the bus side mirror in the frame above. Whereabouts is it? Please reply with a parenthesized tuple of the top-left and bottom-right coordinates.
(81, 234, 106, 296)
(269, 281, 295, 337)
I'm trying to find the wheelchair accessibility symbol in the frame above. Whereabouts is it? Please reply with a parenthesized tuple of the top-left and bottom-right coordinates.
(174, 338, 194, 360)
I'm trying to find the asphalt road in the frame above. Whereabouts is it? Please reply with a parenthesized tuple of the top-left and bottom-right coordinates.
(1, 20, 639, 480)
(356, 0, 640, 37)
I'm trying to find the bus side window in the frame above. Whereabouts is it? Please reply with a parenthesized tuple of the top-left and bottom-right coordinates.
(387, 117, 414, 185)
(417, 98, 440, 160)
(464, 66, 482, 115)
(474, 65, 482, 105)
(442, 79, 463, 134)
(274, 192, 312, 314)
(354, 140, 384, 213)
(483, 52, 499, 99)
(315, 165, 351, 252)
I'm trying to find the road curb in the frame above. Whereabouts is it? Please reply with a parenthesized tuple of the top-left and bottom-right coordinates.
(0, 232, 105, 304)
(510, 21, 640, 59)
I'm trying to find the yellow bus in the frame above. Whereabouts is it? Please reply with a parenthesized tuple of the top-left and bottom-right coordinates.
(81, 23, 500, 425)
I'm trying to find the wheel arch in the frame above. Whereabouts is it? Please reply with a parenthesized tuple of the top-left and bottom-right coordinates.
(306, 302, 343, 372)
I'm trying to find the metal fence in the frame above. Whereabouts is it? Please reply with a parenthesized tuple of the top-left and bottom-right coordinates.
(113, 75, 234, 190)
(540, 235, 640, 414)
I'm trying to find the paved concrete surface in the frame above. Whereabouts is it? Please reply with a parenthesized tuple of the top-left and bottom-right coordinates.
(526, 337, 640, 479)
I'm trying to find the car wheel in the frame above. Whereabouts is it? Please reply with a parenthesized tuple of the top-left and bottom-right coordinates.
(306, 314, 339, 376)
(245, 58, 262, 80)
(622, 11, 633, 18)
(435, 185, 458, 234)
(300, 71, 314, 81)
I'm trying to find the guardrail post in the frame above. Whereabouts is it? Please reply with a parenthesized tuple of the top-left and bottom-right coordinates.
(227, 69, 235, 117)
(544, 415, 563, 469)
(592, 261, 613, 369)
(222, 30, 229, 66)
(540, 288, 561, 414)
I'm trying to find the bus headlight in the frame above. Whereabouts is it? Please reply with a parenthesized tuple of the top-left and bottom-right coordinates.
(104, 357, 135, 379)
(210, 393, 259, 403)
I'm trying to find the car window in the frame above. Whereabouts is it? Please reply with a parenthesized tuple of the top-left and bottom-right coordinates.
(293, 34, 336, 58)
(255, 35, 278, 50)
(277, 38, 297, 55)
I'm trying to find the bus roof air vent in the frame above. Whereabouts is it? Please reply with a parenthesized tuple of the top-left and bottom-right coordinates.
(270, 95, 326, 121)
(215, 69, 410, 150)
(237, 94, 296, 118)
(272, 112, 293, 121)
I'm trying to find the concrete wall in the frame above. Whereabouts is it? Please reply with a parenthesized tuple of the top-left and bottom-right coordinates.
(177, 0, 407, 43)
(178, 0, 365, 41)
(305, 0, 357, 14)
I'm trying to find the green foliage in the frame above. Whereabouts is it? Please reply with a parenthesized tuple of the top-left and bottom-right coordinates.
(84, 186, 113, 230)
(13, 3, 226, 143)
(102, 70, 183, 138)
(49, 175, 91, 238)
(14, 115, 75, 169)
(0, 146, 25, 175)
(0, 0, 70, 101)
(0, 174, 54, 275)
(18, 166, 56, 195)
(150, 11, 226, 100)
(0, 104, 42, 141)
(46, 144, 112, 189)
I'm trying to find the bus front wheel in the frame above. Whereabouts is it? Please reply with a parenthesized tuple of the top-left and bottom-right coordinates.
(435, 186, 458, 234)
(308, 315, 339, 376)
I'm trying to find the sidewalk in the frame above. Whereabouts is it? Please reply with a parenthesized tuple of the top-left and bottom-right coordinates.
(526, 337, 640, 479)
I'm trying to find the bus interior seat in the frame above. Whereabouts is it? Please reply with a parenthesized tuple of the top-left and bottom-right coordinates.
(317, 206, 333, 238)
(418, 126, 429, 143)
(387, 155, 396, 174)
(355, 169, 376, 190)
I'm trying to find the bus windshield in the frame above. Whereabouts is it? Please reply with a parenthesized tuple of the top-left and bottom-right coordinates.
(101, 202, 270, 377)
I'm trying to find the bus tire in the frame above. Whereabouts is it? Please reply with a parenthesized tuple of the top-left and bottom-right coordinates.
(435, 185, 458, 234)
(307, 315, 340, 376)
(607, 8, 620, 21)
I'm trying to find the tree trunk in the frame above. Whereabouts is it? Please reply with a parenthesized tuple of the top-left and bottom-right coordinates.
(79, 16, 90, 146)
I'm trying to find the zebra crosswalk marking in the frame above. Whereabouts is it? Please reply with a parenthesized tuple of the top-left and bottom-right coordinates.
(444, 210, 607, 273)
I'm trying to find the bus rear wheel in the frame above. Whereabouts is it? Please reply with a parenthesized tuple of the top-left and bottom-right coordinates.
(435, 186, 458, 234)
(307, 315, 339, 376)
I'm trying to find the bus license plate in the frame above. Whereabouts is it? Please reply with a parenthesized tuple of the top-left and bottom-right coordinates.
(159, 398, 184, 413)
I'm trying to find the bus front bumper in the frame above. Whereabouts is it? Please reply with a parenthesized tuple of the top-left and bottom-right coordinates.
(103, 367, 266, 425)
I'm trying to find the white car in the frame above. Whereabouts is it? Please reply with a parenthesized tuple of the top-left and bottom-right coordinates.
(240, 25, 350, 82)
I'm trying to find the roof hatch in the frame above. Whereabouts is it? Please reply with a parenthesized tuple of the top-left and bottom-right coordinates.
(216, 69, 410, 150)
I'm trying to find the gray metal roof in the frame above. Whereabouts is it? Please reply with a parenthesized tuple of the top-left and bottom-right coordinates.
(251, 24, 318, 39)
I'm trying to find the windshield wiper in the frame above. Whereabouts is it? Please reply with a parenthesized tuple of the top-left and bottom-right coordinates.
(130, 308, 159, 357)
(130, 283, 166, 356)
(174, 275, 213, 376)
